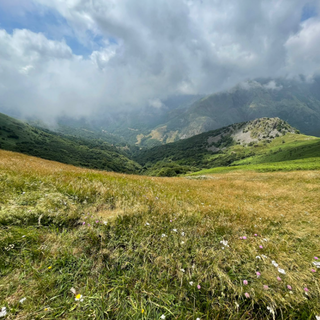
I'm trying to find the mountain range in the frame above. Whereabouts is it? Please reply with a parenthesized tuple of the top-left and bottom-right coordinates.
(42, 77, 320, 149)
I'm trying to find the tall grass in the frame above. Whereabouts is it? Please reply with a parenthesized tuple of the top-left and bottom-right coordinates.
(0, 150, 319, 319)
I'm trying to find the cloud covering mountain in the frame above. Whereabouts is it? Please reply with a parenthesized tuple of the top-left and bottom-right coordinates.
(0, 0, 320, 121)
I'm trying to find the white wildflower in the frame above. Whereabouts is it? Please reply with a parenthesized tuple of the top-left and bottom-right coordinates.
(172, 229, 177, 232)
(161, 234, 166, 238)
(278, 268, 286, 274)
(256, 256, 261, 260)
(313, 262, 320, 268)
(0, 307, 7, 318)
(315, 316, 320, 320)
(181, 232, 185, 236)
(261, 255, 268, 259)
(75, 294, 83, 302)
(272, 260, 278, 267)
(145, 222, 150, 226)
(103, 221, 108, 225)
(160, 315, 166, 319)
(263, 238, 268, 242)
(189, 281, 194, 285)
(181, 241, 185, 244)
(19, 297, 26, 304)
(196, 318, 200, 320)
(220, 240, 229, 247)
(180, 268, 185, 273)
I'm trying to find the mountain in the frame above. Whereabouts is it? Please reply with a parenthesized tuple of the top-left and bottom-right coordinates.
(0, 112, 141, 173)
(128, 77, 320, 146)
(135, 117, 320, 176)
(53, 94, 202, 148)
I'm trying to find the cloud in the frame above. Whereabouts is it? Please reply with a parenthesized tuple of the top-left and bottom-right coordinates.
(285, 17, 320, 77)
(0, 0, 319, 121)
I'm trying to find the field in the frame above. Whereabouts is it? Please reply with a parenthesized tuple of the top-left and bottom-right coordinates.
(1, 149, 320, 319)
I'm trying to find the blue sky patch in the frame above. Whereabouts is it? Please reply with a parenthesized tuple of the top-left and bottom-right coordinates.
(301, 4, 317, 21)
(0, 3, 107, 57)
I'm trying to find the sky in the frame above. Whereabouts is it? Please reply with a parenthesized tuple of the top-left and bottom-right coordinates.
(0, 0, 320, 121)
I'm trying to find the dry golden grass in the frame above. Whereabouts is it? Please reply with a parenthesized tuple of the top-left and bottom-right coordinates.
(1, 149, 320, 319)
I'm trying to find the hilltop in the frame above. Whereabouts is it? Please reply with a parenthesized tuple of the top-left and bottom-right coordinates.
(135, 117, 320, 176)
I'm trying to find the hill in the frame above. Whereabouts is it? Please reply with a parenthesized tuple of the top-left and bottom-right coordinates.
(1, 149, 320, 319)
(135, 117, 320, 176)
(0, 112, 141, 173)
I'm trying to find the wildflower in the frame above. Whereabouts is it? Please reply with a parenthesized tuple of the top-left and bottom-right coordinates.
(181, 232, 185, 236)
(313, 261, 320, 268)
(44, 308, 49, 311)
(256, 272, 261, 277)
(256, 256, 261, 260)
(189, 281, 194, 286)
(243, 236, 247, 240)
(261, 254, 268, 259)
(141, 309, 144, 313)
(170, 220, 172, 222)
(278, 268, 286, 274)
(259, 245, 263, 249)
(22, 235, 26, 238)
(263, 285, 269, 290)
(75, 294, 83, 302)
(48, 266, 52, 270)
(314, 257, 319, 260)
(277, 277, 282, 281)
(197, 284, 201, 290)
(311, 269, 316, 273)
(0, 307, 7, 318)
(220, 240, 229, 247)
(161, 234, 166, 238)
(196, 318, 200, 320)
(172, 229, 177, 232)
(240, 237, 243, 240)
(316, 316, 320, 320)
(19, 297, 26, 303)
(145, 222, 150, 226)
(244, 292, 250, 298)
(243, 280, 248, 285)
(103, 221, 108, 225)
(304, 287, 309, 292)
(272, 260, 278, 267)
(287, 285, 292, 290)
(160, 315, 166, 319)
(95, 220, 99, 223)
(180, 268, 185, 273)
(181, 241, 185, 244)
(263, 238, 268, 242)
(254, 234, 258, 236)
(82, 222, 85, 225)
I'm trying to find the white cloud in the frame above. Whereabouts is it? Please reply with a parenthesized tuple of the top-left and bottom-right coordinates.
(0, 0, 319, 121)
(285, 17, 320, 76)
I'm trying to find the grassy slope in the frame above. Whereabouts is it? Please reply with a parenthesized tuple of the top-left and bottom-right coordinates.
(190, 134, 320, 175)
(1, 150, 320, 319)
(0, 112, 140, 174)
